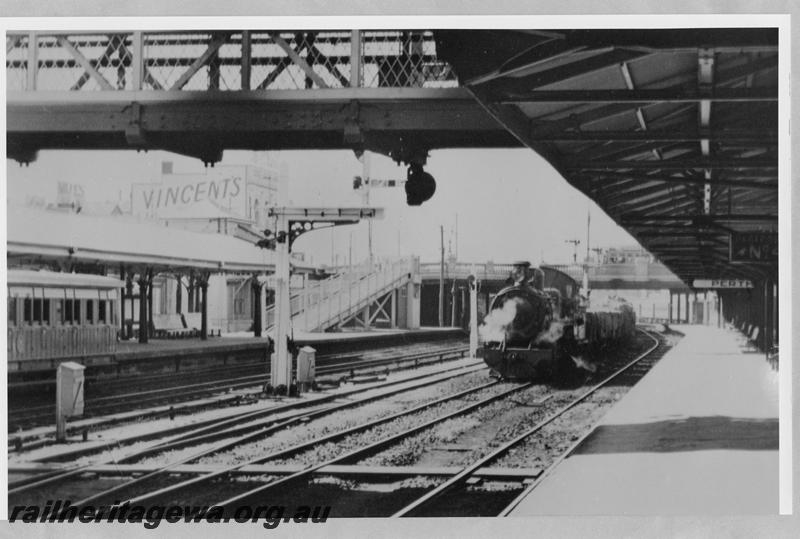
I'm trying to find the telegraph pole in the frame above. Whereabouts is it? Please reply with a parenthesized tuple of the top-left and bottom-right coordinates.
(584, 206, 591, 293)
(349, 232, 353, 272)
(439, 225, 445, 327)
(585, 205, 591, 263)
(451, 279, 457, 328)
(361, 151, 373, 265)
(454, 213, 459, 260)
(330, 227, 335, 266)
(468, 269, 478, 359)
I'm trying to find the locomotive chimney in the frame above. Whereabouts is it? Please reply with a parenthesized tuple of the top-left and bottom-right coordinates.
(531, 267, 544, 290)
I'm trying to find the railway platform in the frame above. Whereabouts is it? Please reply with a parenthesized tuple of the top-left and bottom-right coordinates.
(506, 324, 780, 515)
(10, 327, 465, 381)
(117, 326, 460, 358)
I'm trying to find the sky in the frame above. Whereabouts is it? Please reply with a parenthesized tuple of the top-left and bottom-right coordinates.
(6, 146, 639, 266)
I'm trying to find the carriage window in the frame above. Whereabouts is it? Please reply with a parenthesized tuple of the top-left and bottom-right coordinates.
(23, 298, 50, 324)
(64, 299, 72, 323)
(98, 300, 107, 323)
(86, 300, 94, 324)
(73, 300, 81, 324)
(23, 298, 33, 323)
(33, 298, 42, 322)
(8, 297, 17, 326)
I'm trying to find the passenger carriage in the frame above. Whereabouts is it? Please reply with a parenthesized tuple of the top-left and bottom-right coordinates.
(7, 269, 123, 371)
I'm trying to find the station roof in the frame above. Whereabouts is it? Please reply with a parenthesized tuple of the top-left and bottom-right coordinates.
(434, 29, 779, 285)
(6, 207, 317, 274)
(8, 268, 125, 289)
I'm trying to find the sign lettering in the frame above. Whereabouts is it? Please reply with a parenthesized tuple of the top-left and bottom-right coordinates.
(693, 279, 754, 289)
(730, 232, 778, 263)
(132, 168, 249, 218)
(57, 181, 85, 208)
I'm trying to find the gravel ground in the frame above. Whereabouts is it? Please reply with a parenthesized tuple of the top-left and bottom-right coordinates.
(492, 398, 614, 470)
(13, 331, 675, 514)
(310, 474, 443, 492)
(360, 331, 673, 474)
(10, 356, 478, 465)
(358, 385, 555, 467)
(268, 383, 535, 467)
(177, 370, 494, 467)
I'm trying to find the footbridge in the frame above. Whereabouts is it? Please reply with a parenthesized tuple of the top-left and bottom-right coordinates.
(6, 30, 512, 166)
(267, 258, 418, 332)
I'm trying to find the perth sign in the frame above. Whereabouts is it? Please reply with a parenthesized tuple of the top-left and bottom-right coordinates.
(693, 279, 754, 289)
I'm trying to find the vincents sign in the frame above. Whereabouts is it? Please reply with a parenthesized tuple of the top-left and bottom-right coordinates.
(132, 168, 246, 217)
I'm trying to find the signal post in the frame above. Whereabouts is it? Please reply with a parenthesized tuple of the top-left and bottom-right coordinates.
(262, 207, 383, 390)
(468, 270, 478, 359)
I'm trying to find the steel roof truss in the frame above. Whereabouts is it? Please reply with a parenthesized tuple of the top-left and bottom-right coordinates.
(578, 171, 776, 190)
(566, 157, 776, 170)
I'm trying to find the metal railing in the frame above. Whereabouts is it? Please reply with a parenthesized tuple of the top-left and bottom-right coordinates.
(6, 30, 459, 92)
(265, 258, 413, 332)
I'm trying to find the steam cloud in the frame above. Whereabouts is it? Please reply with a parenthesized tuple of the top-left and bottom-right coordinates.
(570, 354, 597, 372)
(479, 297, 523, 342)
(534, 320, 564, 345)
(587, 295, 630, 313)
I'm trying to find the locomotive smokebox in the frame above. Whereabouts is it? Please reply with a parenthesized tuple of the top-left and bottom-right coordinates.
(489, 288, 551, 345)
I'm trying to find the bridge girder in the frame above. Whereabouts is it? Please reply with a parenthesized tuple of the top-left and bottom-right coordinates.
(7, 88, 521, 165)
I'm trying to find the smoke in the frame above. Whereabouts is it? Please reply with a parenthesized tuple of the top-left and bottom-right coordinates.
(479, 297, 523, 342)
(570, 354, 597, 372)
(534, 320, 564, 345)
(587, 295, 630, 313)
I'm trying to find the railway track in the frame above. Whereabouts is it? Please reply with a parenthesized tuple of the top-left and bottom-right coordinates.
(8, 339, 468, 433)
(9, 329, 671, 517)
(8, 359, 492, 502)
(393, 328, 663, 517)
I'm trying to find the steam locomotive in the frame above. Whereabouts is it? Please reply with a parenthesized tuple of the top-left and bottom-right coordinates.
(481, 262, 636, 380)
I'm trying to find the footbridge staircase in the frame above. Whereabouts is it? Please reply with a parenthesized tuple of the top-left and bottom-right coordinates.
(265, 258, 417, 332)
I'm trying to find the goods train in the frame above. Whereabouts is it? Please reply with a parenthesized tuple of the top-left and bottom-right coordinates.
(481, 263, 635, 380)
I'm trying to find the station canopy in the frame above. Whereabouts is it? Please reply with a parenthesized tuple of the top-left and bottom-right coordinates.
(6, 207, 317, 274)
(434, 29, 778, 284)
